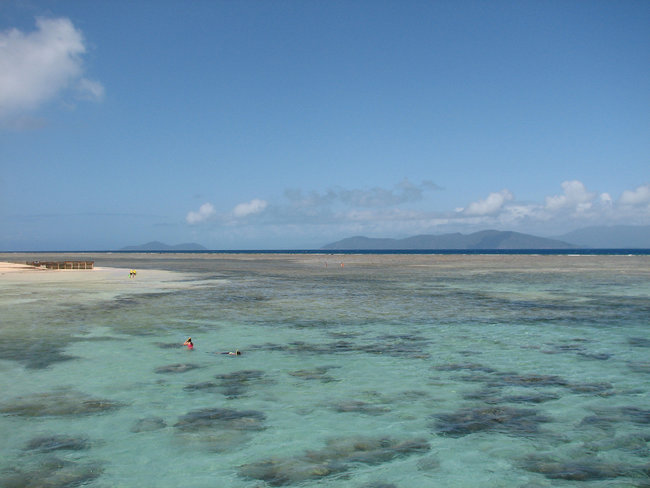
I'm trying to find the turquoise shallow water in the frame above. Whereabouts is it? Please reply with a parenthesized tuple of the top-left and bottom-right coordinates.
(0, 253, 648, 487)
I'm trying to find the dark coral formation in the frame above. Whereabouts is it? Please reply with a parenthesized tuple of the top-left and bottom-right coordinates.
(0, 457, 103, 488)
(213, 370, 274, 398)
(524, 457, 624, 481)
(174, 407, 266, 432)
(183, 381, 220, 393)
(434, 405, 550, 437)
(288, 366, 339, 383)
(24, 435, 90, 452)
(580, 406, 650, 431)
(154, 341, 186, 349)
(582, 434, 650, 457)
(240, 457, 347, 486)
(0, 389, 123, 417)
(154, 363, 201, 374)
(0, 334, 83, 370)
(250, 334, 431, 359)
(435, 361, 615, 399)
(333, 400, 391, 415)
(239, 436, 430, 486)
(130, 417, 167, 433)
(522, 455, 650, 482)
(433, 362, 497, 374)
(173, 407, 267, 452)
(463, 388, 561, 405)
(628, 337, 650, 348)
(628, 361, 650, 374)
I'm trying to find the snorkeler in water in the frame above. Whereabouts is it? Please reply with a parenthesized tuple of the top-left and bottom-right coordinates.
(221, 349, 241, 356)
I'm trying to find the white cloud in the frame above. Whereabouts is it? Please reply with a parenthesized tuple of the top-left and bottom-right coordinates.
(545, 180, 594, 212)
(450, 181, 649, 234)
(599, 193, 613, 206)
(186, 203, 216, 224)
(462, 190, 513, 216)
(619, 184, 650, 206)
(185, 179, 650, 246)
(233, 199, 268, 218)
(0, 17, 103, 118)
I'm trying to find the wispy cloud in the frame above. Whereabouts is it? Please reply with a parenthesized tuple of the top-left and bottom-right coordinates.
(0, 17, 103, 123)
(284, 179, 440, 209)
(233, 199, 268, 218)
(76, 78, 105, 101)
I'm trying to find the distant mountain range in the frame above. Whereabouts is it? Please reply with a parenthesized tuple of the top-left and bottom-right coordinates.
(120, 241, 207, 251)
(322, 230, 577, 250)
(120, 225, 649, 251)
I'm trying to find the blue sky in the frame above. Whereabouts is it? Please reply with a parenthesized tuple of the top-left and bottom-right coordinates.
(1, 0, 648, 250)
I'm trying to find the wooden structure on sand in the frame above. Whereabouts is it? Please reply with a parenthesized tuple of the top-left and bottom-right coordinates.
(27, 261, 94, 270)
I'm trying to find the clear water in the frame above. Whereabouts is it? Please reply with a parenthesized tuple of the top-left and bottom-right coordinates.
(0, 253, 648, 487)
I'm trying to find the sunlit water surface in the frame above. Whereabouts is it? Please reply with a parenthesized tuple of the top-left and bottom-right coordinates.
(0, 253, 648, 487)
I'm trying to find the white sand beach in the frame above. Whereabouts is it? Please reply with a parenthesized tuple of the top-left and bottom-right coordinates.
(0, 260, 207, 312)
(0, 260, 129, 281)
(0, 261, 50, 273)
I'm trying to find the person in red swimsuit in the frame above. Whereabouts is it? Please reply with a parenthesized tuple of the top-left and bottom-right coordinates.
(183, 337, 193, 350)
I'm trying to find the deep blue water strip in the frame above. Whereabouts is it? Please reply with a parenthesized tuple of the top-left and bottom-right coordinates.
(7, 249, 650, 255)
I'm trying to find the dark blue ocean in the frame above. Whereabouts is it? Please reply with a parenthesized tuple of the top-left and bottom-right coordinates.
(111, 249, 650, 255)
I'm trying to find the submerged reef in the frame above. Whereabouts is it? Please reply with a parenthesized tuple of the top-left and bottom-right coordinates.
(581, 434, 650, 457)
(0, 389, 123, 417)
(175, 407, 266, 432)
(174, 407, 267, 452)
(183, 381, 220, 393)
(332, 400, 391, 416)
(154, 341, 186, 349)
(434, 361, 615, 399)
(213, 369, 275, 398)
(360, 483, 398, 488)
(433, 405, 551, 437)
(628, 361, 650, 374)
(522, 455, 650, 482)
(541, 339, 612, 361)
(154, 363, 201, 374)
(250, 334, 431, 359)
(0, 457, 103, 488)
(24, 435, 90, 453)
(579, 406, 650, 431)
(288, 366, 339, 383)
(433, 362, 498, 374)
(628, 337, 650, 348)
(463, 387, 561, 405)
(0, 336, 77, 370)
(239, 436, 430, 486)
(130, 416, 167, 433)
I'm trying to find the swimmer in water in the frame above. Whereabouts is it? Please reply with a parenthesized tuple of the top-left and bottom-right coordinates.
(183, 337, 194, 350)
(221, 349, 241, 356)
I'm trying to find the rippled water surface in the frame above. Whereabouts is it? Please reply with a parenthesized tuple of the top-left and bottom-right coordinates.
(0, 253, 648, 487)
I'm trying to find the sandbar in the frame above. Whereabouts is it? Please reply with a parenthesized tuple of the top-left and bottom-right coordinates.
(0, 260, 197, 290)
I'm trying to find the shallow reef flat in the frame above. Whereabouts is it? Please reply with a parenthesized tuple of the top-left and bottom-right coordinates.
(0, 253, 648, 487)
